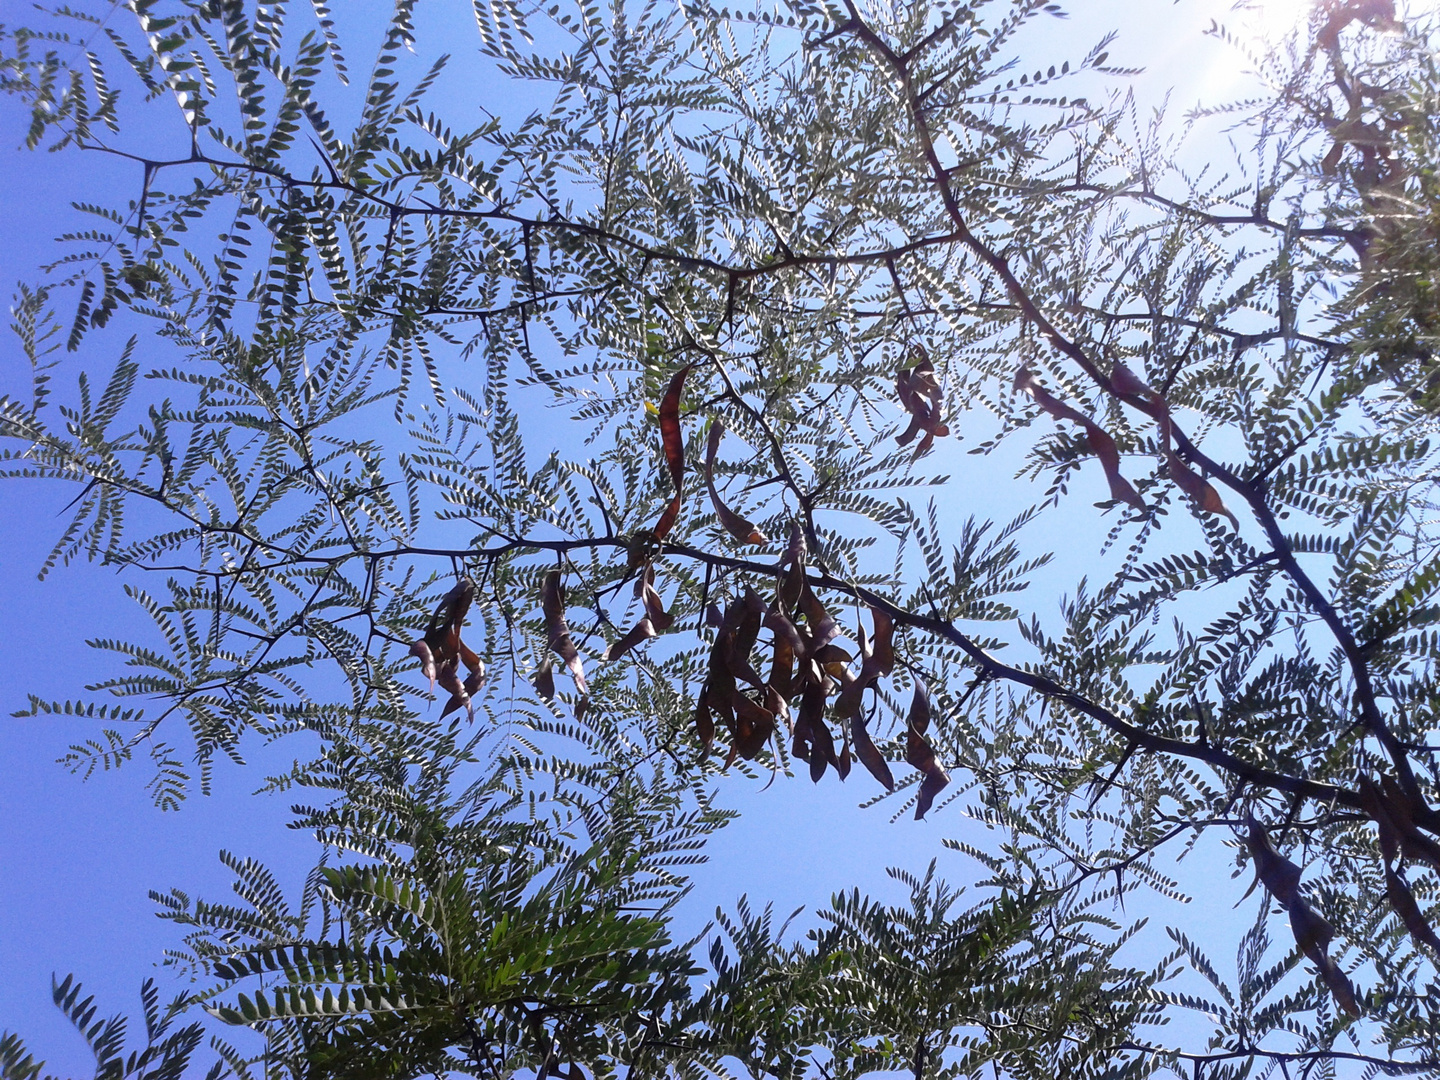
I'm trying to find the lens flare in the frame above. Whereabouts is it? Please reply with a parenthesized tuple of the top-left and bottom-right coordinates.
(1249, 0, 1314, 42)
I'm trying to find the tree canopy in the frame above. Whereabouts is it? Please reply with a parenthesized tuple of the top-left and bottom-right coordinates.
(2, 0, 1439, 1077)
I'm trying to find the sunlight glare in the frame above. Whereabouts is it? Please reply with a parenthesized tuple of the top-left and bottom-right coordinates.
(1177, 0, 1316, 114)
(1246, 0, 1314, 44)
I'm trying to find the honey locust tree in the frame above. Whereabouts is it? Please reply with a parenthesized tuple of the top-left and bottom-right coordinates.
(2, 0, 1440, 1076)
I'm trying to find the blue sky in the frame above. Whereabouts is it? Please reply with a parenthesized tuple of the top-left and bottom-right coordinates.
(0, 1, 1314, 1073)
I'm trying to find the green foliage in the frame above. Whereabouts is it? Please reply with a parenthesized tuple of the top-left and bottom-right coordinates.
(173, 742, 716, 1078)
(0, 975, 235, 1080)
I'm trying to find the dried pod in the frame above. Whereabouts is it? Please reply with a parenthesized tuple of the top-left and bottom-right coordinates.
(832, 668, 864, 723)
(794, 680, 828, 777)
(409, 640, 438, 691)
(440, 663, 486, 721)
(833, 607, 896, 718)
(904, 681, 950, 818)
(808, 710, 838, 784)
(851, 710, 894, 791)
(705, 421, 767, 545)
(915, 769, 951, 821)
(764, 605, 805, 656)
(1386, 864, 1440, 955)
(1166, 448, 1239, 528)
(1015, 367, 1144, 511)
(780, 523, 808, 613)
(768, 635, 795, 700)
(1245, 817, 1303, 905)
(798, 586, 839, 651)
(714, 590, 767, 688)
(458, 639, 483, 673)
(784, 520, 807, 564)
(791, 709, 813, 764)
(411, 578, 485, 720)
(705, 668, 737, 733)
(894, 350, 949, 454)
(651, 364, 693, 540)
(1081, 423, 1146, 511)
(1244, 817, 1358, 1016)
(1378, 775, 1440, 872)
(1290, 898, 1359, 1016)
(542, 570, 588, 694)
(731, 693, 776, 761)
(1321, 961, 1362, 1018)
(867, 607, 895, 679)
(1289, 894, 1336, 956)
(812, 642, 854, 677)
(425, 578, 475, 654)
(1156, 412, 1238, 528)
(1110, 361, 1154, 399)
(601, 617, 657, 662)
(638, 565, 675, 631)
(437, 654, 465, 702)
(763, 684, 790, 729)
(693, 684, 714, 748)
(905, 681, 931, 741)
(534, 657, 556, 703)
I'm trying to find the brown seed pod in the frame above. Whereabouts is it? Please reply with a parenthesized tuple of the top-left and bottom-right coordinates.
(650, 364, 693, 540)
(852, 708, 894, 791)
(541, 570, 588, 694)
(1386, 863, 1440, 955)
(894, 350, 950, 454)
(1015, 366, 1145, 511)
(1245, 817, 1303, 905)
(705, 420, 767, 545)
(904, 681, 950, 818)
(409, 578, 485, 720)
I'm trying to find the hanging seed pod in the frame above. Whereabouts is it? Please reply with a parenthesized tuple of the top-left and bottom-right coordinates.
(1155, 411, 1238, 528)
(637, 564, 675, 631)
(779, 523, 808, 614)
(541, 570, 588, 694)
(1386, 863, 1440, 955)
(904, 680, 950, 818)
(730, 693, 776, 763)
(1110, 360, 1155, 400)
(601, 618, 657, 662)
(1379, 775, 1440, 872)
(693, 684, 714, 748)
(650, 364, 693, 540)
(705, 420, 767, 545)
(852, 707, 894, 791)
(1245, 817, 1303, 905)
(534, 657, 556, 703)
(894, 349, 949, 454)
(409, 577, 485, 720)
(1014, 366, 1145, 511)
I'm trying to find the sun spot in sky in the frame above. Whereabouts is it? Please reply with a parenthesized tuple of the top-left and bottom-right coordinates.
(1247, 0, 1314, 43)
